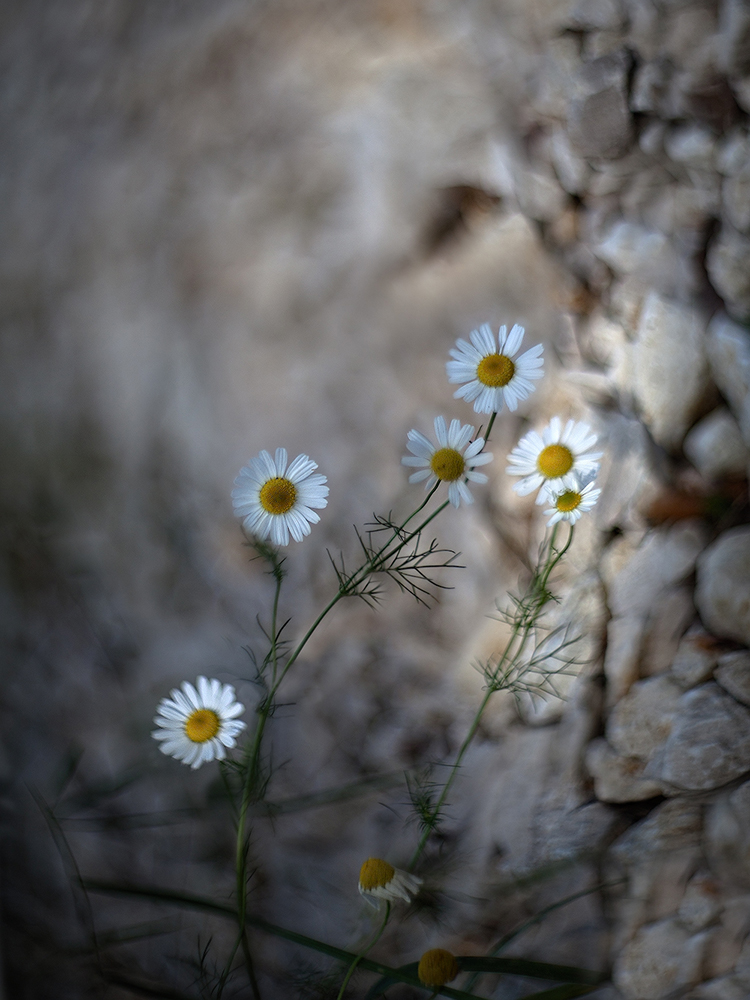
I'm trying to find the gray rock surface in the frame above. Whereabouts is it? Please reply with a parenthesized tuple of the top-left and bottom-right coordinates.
(607, 675, 681, 761)
(696, 527, 750, 645)
(567, 52, 634, 160)
(586, 737, 664, 803)
(671, 630, 719, 690)
(705, 780, 750, 888)
(707, 226, 750, 321)
(684, 408, 749, 480)
(715, 651, 750, 707)
(706, 314, 750, 446)
(655, 683, 750, 791)
(613, 917, 709, 999)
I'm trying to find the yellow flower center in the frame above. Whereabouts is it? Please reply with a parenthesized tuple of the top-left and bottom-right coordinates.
(359, 858, 395, 890)
(430, 447, 465, 481)
(555, 490, 582, 512)
(184, 709, 220, 743)
(259, 477, 297, 514)
(418, 949, 460, 987)
(476, 353, 515, 387)
(537, 444, 573, 479)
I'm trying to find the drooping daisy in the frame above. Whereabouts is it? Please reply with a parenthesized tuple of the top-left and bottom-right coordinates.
(232, 448, 328, 547)
(506, 417, 602, 498)
(446, 322, 544, 415)
(543, 478, 601, 526)
(358, 858, 422, 906)
(152, 676, 246, 769)
(418, 949, 460, 988)
(402, 416, 493, 508)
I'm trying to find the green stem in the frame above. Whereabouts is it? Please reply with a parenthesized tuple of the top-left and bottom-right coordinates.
(335, 902, 390, 1000)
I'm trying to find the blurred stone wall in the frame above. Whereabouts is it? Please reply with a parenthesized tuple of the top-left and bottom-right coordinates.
(1, 0, 749, 998)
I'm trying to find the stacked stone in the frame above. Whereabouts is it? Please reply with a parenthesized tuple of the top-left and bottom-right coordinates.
(503, 2, 750, 997)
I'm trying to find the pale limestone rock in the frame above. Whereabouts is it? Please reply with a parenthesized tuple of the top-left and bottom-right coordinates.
(612, 796, 703, 862)
(671, 630, 719, 690)
(607, 675, 681, 761)
(654, 683, 750, 791)
(604, 615, 645, 705)
(607, 523, 705, 620)
(724, 166, 750, 232)
(613, 917, 710, 999)
(684, 409, 750, 481)
(665, 123, 717, 169)
(706, 313, 750, 446)
(678, 872, 724, 933)
(705, 780, 750, 888)
(640, 587, 695, 678)
(639, 120, 665, 156)
(567, 51, 634, 160)
(707, 225, 750, 322)
(716, 128, 750, 176)
(549, 127, 591, 195)
(696, 527, 750, 645)
(515, 168, 567, 223)
(630, 59, 671, 114)
(579, 310, 629, 368)
(594, 220, 694, 295)
(715, 650, 750, 707)
(686, 976, 750, 1000)
(532, 36, 582, 119)
(631, 291, 710, 449)
(567, 0, 624, 31)
(586, 737, 664, 802)
(593, 415, 661, 531)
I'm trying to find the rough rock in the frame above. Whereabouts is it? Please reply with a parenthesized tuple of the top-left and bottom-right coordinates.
(607, 523, 705, 621)
(549, 127, 591, 195)
(678, 872, 724, 933)
(665, 124, 717, 170)
(593, 219, 695, 295)
(586, 737, 664, 803)
(612, 798, 703, 864)
(706, 313, 750, 446)
(715, 650, 750, 707)
(566, 0, 624, 32)
(684, 408, 749, 481)
(640, 586, 695, 677)
(718, 0, 750, 77)
(630, 291, 710, 449)
(671, 630, 720, 690)
(607, 675, 681, 761)
(716, 129, 750, 177)
(603, 615, 645, 705)
(707, 226, 750, 322)
(653, 683, 750, 791)
(613, 917, 710, 999)
(686, 975, 750, 1000)
(705, 780, 750, 888)
(567, 51, 633, 160)
(723, 165, 750, 232)
(696, 527, 750, 645)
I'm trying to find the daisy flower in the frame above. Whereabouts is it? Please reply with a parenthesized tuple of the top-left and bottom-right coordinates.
(506, 417, 602, 498)
(232, 448, 328, 547)
(402, 416, 493, 508)
(358, 858, 422, 906)
(152, 676, 246, 769)
(543, 479, 601, 526)
(446, 322, 544, 415)
(418, 949, 460, 988)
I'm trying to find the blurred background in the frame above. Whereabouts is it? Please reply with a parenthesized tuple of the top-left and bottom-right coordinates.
(2, 1, 750, 998)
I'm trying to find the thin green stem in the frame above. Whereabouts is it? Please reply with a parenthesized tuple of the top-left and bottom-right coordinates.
(335, 902, 390, 1000)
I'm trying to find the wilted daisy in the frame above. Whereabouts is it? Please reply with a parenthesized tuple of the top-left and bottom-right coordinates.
(418, 949, 460, 988)
(232, 448, 328, 546)
(152, 677, 246, 769)
(506, 417, 602, 498)
(358, 858, 422, 906)
(543, 479, 601, 526)
(402, 416, 493, 507)
(446, 322, 544, 414)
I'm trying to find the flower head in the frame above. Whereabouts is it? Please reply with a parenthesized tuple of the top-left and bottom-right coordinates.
(358, 858, 422, 906)
(446, 322, 544, 415)
(152, 677, 246, 769)
(418, 949, 460, 988)
(506, 417, 602, 499)
(232, 448, 328, 546)
(543, 478, 601, 526)
(402, 416, 493, 508)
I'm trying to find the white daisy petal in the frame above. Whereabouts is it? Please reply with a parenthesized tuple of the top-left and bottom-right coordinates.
(152, 676, 246, 770)
(446, 322, 544, 416)
(402, 418, 493, 508)
(507, 420, 603, 503)
(359, 858, 422, 906)
(233, 449, 328, 547)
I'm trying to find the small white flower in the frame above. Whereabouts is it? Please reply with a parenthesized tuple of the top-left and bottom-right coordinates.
(402, 416, 493, 508)
(446, 322, 544, 415)
(232, 448, 329, 546)
(506, 417, 602, 499)
(543, 479, 601, 526)
(358, 858, 422, 906)
(152, 676, 246, 769)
